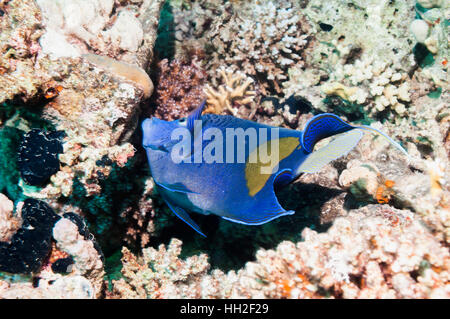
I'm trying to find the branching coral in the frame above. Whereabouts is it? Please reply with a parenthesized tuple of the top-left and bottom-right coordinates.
(204, 68, 257, 116)
(320, 60, 413, 116)
(206, 0, 310, 94)
(282, 0, 423, 118)
(0, 0, 448, 300)
(234, 206, 449, 299)
(110, 239, 215, 298)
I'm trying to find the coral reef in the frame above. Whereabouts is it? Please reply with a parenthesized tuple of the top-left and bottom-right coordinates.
(231, 206, 449, 299)
(204, 67, 257, 117)
(0, 0, 162, 199)
(110, 239, 211, 298)
(110, 206, 449, 298)
(0, 0, 448, 300)
(0, 198, 105, 298)
(205, 0, 311, 94)
(283, 0, 420, 117)
(149, 58, 206, 121)
(0, 0, 43, 103)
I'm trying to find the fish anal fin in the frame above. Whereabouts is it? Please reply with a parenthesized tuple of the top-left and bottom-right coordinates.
(223, 182, 295, 225)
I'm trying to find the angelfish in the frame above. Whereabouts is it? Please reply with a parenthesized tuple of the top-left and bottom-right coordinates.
(142, 102, 409, 237)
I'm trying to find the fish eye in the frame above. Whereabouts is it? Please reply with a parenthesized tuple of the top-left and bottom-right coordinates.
(178, 117, 187, 126)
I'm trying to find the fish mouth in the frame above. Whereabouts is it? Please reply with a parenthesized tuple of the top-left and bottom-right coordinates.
(144, 144, 169, 153)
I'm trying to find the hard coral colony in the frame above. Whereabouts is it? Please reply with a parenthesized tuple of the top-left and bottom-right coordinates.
(0, 0, 449, 301)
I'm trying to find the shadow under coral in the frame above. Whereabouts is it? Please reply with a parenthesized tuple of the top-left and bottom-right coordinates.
(150, 182, 342, 272)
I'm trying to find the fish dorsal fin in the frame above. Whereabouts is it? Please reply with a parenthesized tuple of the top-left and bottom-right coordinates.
(297, 129, 363, 174)
(302, 113, 354, 153)
(187, 100, 206, 132)
(222, 171, 295, 225)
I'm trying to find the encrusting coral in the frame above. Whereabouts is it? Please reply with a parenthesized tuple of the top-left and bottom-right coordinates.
(110, 239, 211, 298)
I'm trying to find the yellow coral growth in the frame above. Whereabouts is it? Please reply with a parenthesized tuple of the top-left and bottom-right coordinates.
(204, 68, 256, 115)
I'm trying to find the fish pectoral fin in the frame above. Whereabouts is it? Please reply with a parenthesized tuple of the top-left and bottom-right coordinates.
(164, 199, 206, 237)
(297, 129, 363, 174)
(155, 181, 198, 194)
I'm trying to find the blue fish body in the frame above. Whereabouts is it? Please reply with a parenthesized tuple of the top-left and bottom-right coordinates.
(142, 104, 408, 237)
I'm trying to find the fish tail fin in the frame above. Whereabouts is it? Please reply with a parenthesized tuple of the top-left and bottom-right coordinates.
(301, 113, 410, 159)
(354, 125, 411, 160)
(297, 113, 411, 174)
(297, 129, 364, 174)
(301, 113, 354, 153)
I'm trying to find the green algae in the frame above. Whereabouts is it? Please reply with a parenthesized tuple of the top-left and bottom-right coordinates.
(413, 43, 435, 68)
(154, 1, 175, 60)
(104, 249, 124, 291)
(427, 87, 442, 98)
(0, 126, 23, 201)
(322, 95, 372, 124)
